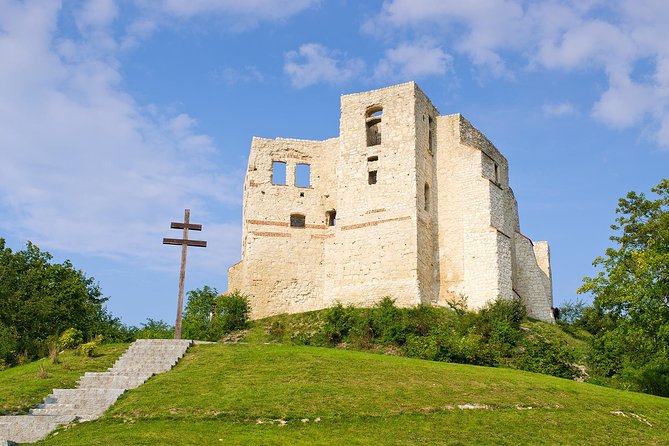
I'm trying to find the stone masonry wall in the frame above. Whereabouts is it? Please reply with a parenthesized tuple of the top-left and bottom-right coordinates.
(228, 82, 554, 322)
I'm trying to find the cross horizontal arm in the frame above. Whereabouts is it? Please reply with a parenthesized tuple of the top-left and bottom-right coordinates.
(171, 222, 203, 231)
(162, 238, 207, 247)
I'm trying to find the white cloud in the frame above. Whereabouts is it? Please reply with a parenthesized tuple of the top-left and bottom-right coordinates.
(0, 1, 242, 271)
(375, 40, 452, 81)
(367, 0, 669, 147)
(284, 43, 364, 88)
(129, 0, 319, 35)
(542, 102, 577, 117)
(155, 0, 318, 20)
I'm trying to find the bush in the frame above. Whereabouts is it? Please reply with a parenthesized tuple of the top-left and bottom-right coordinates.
(623, 358, 669, 397)
(371, 297, 407, 345)
(210, 291, 251, 338)
(515, 336, 579, 379)
(322, 303, 357, 345)
(182, 286, 219, 340)
(58, 328, 84, 350)
(404, 334, 440, 361)
(137, 319, 174, 339)
(76, 341, 98, 357)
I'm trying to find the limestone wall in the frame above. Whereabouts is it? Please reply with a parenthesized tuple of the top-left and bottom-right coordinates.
(323, 83, 422, 308)
(228, 82, 555, 322)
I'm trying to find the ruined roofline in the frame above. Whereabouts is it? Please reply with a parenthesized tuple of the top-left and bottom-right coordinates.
(340, 81, 417, 99)
(251, 136, 339, 144)
(440, 113, 508, 166)
(340, 81, 440, 116)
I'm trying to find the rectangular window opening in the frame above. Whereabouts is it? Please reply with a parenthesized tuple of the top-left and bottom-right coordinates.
(368, 170, 377, 185)
(272, 161, 286, 185)
(367, 155, 378, 162)
(290, 214, 305, 228)
(295, 163, 311, 187)
(326, 210, 337, 227)
(494, 162, 500, 184)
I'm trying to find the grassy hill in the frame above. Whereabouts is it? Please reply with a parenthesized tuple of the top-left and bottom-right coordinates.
(19, 342, 667, 445)
(0, 344, 128, 416)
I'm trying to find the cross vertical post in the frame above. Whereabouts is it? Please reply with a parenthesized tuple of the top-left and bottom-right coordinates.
(163, 209, 207, 339)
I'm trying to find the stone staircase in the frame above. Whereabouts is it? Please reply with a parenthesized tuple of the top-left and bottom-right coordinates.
(0, 339, 192, 445)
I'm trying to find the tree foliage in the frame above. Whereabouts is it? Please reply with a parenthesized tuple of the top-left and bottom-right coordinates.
(182, 287, 250, 341)
(0, 239, 123, 366)
(578, 179, 669, 395)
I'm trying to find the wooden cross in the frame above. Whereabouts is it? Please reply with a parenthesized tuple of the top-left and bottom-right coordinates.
(163, 209, 207, 340)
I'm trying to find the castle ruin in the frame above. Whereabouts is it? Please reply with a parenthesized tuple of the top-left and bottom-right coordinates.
(228, 82, 554, 322)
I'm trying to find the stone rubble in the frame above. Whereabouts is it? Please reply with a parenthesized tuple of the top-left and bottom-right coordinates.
(0, 339, 191, 444)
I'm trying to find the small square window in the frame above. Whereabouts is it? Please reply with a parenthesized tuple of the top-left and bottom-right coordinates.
(290, 214, 305, 228)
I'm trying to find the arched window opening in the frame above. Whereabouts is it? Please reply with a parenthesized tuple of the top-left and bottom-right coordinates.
(290, 213, 305, 228)
(272, 161, 286, 185)
(366, 105, 383, 147)
(424, 183, 430, 211)
(326, 210, 337, 227)
(295, 163, 311, 187)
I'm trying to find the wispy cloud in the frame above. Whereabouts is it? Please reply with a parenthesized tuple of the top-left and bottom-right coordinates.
(0, 0, 242, 271)
(542, 102, 577, 117)
(375, 40, 452, 81)
(366, 0, 669, 147)
(284, 43, 365, 88)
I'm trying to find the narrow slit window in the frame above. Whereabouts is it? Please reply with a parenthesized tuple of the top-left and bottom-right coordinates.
(326, 210, 337, 227)
(368, 170, 377, 185)
(295, 163, 311, 187)
(424, 183, 430, 211)
(272, 161, 286, 185)
(494, 162, 500, 184)
(428, 116, 434, 154)
(290, 213, 305, 228)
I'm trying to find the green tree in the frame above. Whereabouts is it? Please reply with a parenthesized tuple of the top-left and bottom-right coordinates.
(182, 286, 218, 340)
(578, 179, 669, 395)
(182, 287, 250, 341)
(0, 239, 118, 365)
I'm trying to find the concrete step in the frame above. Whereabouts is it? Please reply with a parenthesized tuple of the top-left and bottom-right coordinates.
(0, 339, 192, 444)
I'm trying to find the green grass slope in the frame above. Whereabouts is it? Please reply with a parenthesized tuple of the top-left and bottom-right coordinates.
(0, 344, 128, 415)
(34, 343, 669, 446)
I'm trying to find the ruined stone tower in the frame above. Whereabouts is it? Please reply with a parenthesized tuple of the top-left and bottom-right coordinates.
(228, 82, 554, 322)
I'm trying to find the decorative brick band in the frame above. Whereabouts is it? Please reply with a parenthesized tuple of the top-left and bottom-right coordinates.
(248, 219, 327, 230)
(311, 234, 334, 239)
(247, 219, 289, 227)
(251, 231, 291, 237)
(341, 215, 411, 231)
(305, 224, 328, 230)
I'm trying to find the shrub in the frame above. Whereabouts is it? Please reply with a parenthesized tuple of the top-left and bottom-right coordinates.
(76, 341, 98, 357)
(210, 290, 251, 338)
(267, 321, 286, 342)
(322, 303, 357, 345)
(623, 358, 669, 397)
(137, 319, 173, 339)
(404, 334, 440, 361)
(371, 297, 407, 345)
(515, 336, 579, 379)
(479, 297, 526, 330)
(48, 342, 60, 365)
(58, 328, 84, 350)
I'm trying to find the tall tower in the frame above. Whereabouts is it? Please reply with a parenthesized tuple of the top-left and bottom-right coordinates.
(322, 82, 439, 307)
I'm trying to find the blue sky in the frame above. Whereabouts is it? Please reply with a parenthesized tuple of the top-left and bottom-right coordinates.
(1, 0, 668, 326)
